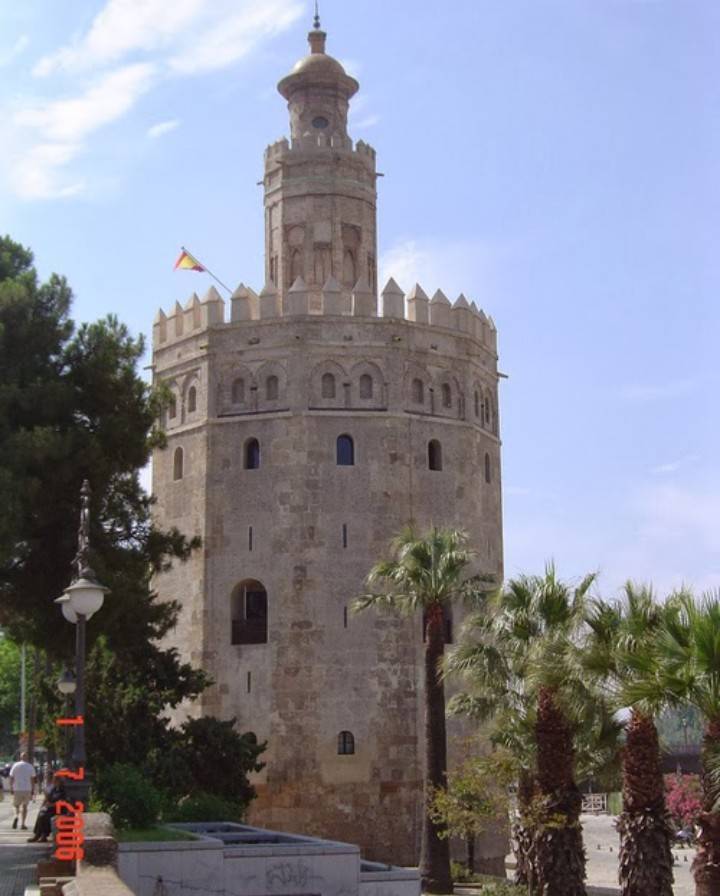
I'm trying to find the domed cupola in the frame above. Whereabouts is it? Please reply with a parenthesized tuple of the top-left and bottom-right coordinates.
(277, 15, 359, 140)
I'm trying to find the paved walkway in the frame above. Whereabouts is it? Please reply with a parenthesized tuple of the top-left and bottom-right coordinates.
(0, 795, 50, 896)
(582, 814, 695, 896)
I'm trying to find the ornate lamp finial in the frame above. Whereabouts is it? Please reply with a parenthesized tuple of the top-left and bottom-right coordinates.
(313, 1, 321, 30)
(73, 479, 95, 581)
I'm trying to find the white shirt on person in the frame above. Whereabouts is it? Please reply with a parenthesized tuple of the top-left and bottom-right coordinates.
(9, 761, 35, 792)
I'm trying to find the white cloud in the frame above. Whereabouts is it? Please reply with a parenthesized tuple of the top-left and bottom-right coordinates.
(379, 237, 504, 308)
(353, 114, 380, 130)
(620, 379, 696, 402)
(34, 0, 207, 75)
(13, 143, 85, 200)
(147, 119, 180, 139)
(650, 454, 699, 475)
(17, 63, 157, 143)
(7, 0, 304, 201)
(0, 35, 29, 68)
(167, 1, 304, 75)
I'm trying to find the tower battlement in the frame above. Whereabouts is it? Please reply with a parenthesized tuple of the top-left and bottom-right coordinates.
(153, 278, 497, 353)
(264, 135, 376, 162)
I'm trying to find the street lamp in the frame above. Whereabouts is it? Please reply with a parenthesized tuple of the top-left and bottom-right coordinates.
(54, 480, 109, 801)
(56, 669, 77, 768)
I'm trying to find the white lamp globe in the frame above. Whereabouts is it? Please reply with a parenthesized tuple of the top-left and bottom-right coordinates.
(57, 669, 76, 696)
(55, 595, 78, 624)
(64, 576, 110, 619)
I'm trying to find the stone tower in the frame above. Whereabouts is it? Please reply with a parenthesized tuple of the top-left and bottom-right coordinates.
(151, 17, 503, 866)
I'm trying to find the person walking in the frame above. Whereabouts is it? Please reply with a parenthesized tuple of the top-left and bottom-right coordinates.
(9, 752, 36, 830)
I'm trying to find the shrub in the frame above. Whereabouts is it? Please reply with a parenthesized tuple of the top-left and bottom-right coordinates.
(664, 773, 702, 829)
(166, 791, 245, 823)
(95, 763, 163, 830)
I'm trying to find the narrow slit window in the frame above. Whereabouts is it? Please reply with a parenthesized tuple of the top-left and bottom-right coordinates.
(249, 526, 253, 551)
(336, 434, 354, 466)
(428, 440, 442, 471)
(474, 391, 480, 418)
(187, 386, 197, 413)
(484, 396, 491, 426)
(245, 438, 260, 470)
(173, 447, 184, 481)
(338, 731, 355, 755)
(344, 606, 348, 628)
(441, 383, 452, 408)
(485, 452, 491, 483)
(342, 524, 348, 548)
(247, 671, 252, 693)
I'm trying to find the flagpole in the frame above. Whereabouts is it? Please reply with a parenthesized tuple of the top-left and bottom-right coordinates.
(181, 246, 232, 295)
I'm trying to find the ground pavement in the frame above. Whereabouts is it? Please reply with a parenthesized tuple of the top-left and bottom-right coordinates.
(0, 794, 49, 896)
(582, 814, 695, 896)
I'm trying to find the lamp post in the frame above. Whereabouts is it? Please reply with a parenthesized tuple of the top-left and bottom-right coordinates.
(54, 480, 109, 802)
(57, 669, 77, 769)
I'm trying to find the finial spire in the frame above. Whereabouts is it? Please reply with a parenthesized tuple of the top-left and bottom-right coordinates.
(313, 1, 321, 30)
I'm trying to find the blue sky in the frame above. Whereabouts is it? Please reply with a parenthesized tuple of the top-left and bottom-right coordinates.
(1, 0, 717, 598)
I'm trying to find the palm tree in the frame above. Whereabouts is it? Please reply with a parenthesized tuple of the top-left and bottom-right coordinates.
(353, 527, 489, 894)
(583, 584, 674, 896)
(447, 566, 602, 896)
(628, 591, 720, 896)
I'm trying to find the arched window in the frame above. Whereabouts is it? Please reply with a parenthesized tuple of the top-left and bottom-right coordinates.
(232, 378, 245, 404)
(231, 580, 268, 645)
(187, 386, 197, 413)
(474, 391, 480, 418)
(169, 396, 177, 420)
(173, 447, 184, 481)
(412, 378, 424, 404)
(484, 396, 491, 426)
(337, 435, 354, 466)
(266, 375, 279, 401)
(338, 731, 355, 755)
(245, 438, 260, 470)
(359, 374, 373, 399)
(485, 452, 491, 483)
(423, 606, 453, 644)
(441, 383, 452, 408)
(428, 440, 442, 471)
(321, 372, 336, 399)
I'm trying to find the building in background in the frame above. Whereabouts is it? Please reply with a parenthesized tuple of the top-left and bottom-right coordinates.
(151, 16, 503, 866)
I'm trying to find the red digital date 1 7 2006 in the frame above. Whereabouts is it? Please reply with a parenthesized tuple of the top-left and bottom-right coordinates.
(54, 715, 86, 862)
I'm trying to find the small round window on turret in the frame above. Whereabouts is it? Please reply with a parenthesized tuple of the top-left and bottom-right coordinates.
(312, 116, 329, 129)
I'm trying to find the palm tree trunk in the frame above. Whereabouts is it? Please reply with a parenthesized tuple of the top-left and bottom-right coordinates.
(534, 686, 587, 896)
(420, 604, 453, 894)
(513, 769, 536, 888)
(693, 718, 720, 896)
(616, 709, 674, 896)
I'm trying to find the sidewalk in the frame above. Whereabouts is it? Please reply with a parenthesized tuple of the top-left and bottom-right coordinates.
(0, 796, 50, 896)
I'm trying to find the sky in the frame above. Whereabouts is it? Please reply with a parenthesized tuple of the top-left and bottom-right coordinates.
(1, 0, 718, 599)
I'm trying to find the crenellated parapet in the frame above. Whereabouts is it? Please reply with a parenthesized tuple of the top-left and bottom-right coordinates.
(264, 134, 377, 172)
(153, 276, 497, 353)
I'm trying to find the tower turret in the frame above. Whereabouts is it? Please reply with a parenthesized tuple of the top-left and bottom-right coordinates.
(264, 19, 377, 310)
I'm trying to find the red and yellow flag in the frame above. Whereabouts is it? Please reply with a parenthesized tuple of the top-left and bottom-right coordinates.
(174, 249, 205, 272)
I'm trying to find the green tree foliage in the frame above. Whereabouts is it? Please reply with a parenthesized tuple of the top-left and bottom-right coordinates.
(0, 234, 195, 655)
(0, 237, 231, 795)
(429, 747, 514, 874)
(0, 634, 23, 754)
(160, 717, 265, 809)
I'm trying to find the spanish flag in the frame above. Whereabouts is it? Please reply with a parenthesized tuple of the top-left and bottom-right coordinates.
(174, 248, 205, 272)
